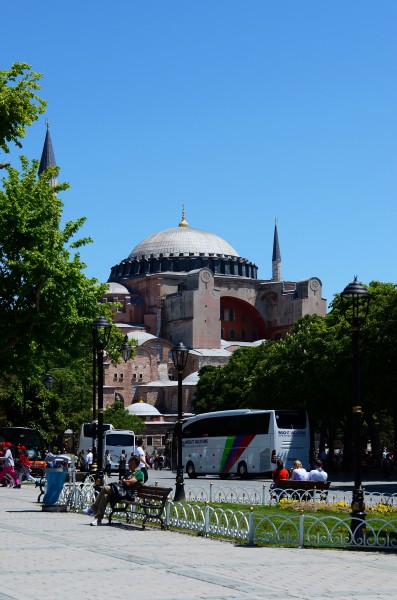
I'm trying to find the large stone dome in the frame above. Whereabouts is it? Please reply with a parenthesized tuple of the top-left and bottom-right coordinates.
(129, 226, 239, 260)
(109, 211, 258, 280)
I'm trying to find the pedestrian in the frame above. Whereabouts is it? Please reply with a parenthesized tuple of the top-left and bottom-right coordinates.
(104, 449, 112, 478)
(119, 450, 127, 478)
(86, 448, 93, 472)
(307, 459, 328, 482)
(0, 442, 21, 488)
(17, 445, 36, 483)
(158, 452, 164, 471)
(78, 450, 86, 472)
(135, 438, 151, 483)
(83, 455, 144, 526)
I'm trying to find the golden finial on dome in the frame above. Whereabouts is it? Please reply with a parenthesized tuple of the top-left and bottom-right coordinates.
(178, 204, 189, 227)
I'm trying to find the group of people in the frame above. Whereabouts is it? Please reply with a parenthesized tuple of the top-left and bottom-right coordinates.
(77, 438, 152, 484)
(272, 458, 328, 484)
(0, 442, 37, 487)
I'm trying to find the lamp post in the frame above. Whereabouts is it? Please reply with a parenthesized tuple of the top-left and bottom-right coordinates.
(121, 335, 132, 364)
(43, 374, 55, 390)
(171, 341, 189, 501)
(341, 277, 370, 541)
(92, 316, 112, 484)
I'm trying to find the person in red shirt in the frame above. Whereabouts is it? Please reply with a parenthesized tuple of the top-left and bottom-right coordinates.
(272, 459, 289, 484)
(17, 445, 36, 483)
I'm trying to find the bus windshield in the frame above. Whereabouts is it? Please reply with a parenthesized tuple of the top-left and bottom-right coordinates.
(105, 433, 135, 447)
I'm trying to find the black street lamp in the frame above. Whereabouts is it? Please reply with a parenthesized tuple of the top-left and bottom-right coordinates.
(121, 335, 132, 364)
(341, 277, 370, 541)
(43, 374, 55, 390)
(92, 316, 112, 484)
(171, 341, 189, 501)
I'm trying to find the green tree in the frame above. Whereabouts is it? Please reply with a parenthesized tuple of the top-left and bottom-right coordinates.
(0, 159, 131, 434)
(194, 283, 397, 468)
(103, 402, 145, 433)
(0, 62, 46, 156)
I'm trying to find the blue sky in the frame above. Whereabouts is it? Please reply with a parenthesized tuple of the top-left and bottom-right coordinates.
(2, 1, 396, 308)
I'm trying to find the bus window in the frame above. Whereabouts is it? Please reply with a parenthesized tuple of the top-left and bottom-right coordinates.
(275, 410, 307, 429)
(105, 433, 135, 447)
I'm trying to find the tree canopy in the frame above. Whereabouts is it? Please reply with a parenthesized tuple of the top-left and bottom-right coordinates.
(0, 62, 46, 155)
(103, 402, 145, 434)
(194, 281, 397, 465)
(0, 62, 135, 441)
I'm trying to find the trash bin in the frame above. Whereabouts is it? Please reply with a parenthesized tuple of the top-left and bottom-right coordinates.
(42, 467, 68, 506)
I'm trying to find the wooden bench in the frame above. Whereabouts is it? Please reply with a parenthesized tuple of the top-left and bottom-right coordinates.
(271, 480, 331, 501)
(108, 485, 173, 529)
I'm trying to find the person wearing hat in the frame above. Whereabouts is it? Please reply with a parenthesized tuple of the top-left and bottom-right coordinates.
(0, 442, 21, 487)
(17, 445, 36, 483)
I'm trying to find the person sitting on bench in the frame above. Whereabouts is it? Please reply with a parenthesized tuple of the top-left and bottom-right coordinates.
(290, 460, 308, 481)
(83, 455, 144, 526)
(307, 459, 328, 482)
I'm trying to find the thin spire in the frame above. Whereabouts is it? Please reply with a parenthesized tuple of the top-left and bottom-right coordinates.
(38, 122, 57, 187)
(178, 204, 189, 227)
(272, 218, 282, 281)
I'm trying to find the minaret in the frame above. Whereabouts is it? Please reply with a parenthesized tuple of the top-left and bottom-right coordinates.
(272, 218, 282, 281)
(178, 204, 189, 227)
(38, 122, 57, 187)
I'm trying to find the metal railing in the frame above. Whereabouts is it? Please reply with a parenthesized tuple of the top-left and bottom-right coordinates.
(59, 479, 397, 550)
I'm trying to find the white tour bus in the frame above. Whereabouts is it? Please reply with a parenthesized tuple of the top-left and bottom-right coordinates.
(181, 409, 310, 479)
(78, 424, 136, 471)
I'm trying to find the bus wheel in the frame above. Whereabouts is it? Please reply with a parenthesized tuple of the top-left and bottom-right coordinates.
(237, 461, 248, 479)
(186, 462, 197, 479)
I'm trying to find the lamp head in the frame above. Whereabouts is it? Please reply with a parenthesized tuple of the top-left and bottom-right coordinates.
(341, 277, 370, 325)
(171, 341, 189, 372)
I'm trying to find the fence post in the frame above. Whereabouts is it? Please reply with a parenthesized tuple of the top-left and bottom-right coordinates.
(248, 507, 255, 546)
(204, 502, 210, 537)
(299, 511, 305, 548)
(165, 498, 171, 529)
(313, 485, 317, 503)
(262, 485, 266, 505)
(209, 482, 213, 503)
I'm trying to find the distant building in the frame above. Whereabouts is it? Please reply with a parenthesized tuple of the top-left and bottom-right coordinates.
(103, 209, 326, 415)
(39, 132, 326, 450)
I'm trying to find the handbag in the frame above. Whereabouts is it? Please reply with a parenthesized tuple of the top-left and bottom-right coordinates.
(110, 480, 142, 502)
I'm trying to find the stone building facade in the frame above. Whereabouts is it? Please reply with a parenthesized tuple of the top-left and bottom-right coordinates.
(102, 210, 326, 419)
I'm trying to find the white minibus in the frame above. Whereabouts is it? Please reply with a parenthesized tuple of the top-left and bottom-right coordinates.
(78, 424, 136, 471)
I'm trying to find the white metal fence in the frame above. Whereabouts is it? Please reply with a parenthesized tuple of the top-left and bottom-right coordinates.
(57, 479, 397, 550)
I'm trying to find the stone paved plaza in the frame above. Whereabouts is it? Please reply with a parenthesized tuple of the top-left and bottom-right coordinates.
(0, 483, 397, 600)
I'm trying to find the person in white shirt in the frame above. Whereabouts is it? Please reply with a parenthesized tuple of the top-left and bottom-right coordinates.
(0, 442, 21, 487)
(135, 438, 151, 483)
(86, 448, 93, 471)
(290, 460, 308, 481)
(307, 459, 328, 482)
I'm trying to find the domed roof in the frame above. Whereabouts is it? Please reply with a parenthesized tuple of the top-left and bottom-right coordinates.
(127, 401, 161, 416)
(129, 212, 239, 260)
(109, 209, 258, 282)
(107, 282, 129, 294)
